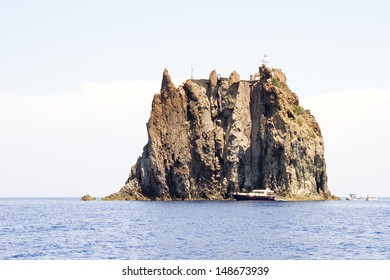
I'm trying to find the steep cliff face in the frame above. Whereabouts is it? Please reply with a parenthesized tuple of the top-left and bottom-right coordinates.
(103, 66, 335, 200)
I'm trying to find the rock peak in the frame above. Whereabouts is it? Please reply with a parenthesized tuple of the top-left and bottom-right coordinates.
(161, 68, 176, 98)
(209, 70, 218, 88)
(228, 70, 240, 85)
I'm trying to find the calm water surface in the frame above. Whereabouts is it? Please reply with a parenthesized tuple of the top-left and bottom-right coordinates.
(0, 198, 389, 259)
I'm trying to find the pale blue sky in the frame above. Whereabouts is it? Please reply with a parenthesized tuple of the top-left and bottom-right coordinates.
(1, 0, 389, 197)
(1, 0, 389, 95)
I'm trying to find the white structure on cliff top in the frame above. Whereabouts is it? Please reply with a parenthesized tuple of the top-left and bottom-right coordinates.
(250, 54, 270, 81)
(262, 54, 270, 67)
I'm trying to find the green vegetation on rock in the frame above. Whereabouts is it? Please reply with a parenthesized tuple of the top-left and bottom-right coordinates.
(293, 104, 305, 115)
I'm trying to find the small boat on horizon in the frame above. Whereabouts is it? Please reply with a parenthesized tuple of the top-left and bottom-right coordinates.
(346, 194, 362, 200)
(366, 195, 378, 201)
(232, 188, 276, 201)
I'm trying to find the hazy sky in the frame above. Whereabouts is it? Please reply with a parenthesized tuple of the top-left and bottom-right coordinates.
(1, 0, 389, 197)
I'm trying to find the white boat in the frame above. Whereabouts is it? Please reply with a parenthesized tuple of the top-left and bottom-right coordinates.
(346, 194, 362, 200)
(366, 195, 378, 201)
(232, 188, 276, 201)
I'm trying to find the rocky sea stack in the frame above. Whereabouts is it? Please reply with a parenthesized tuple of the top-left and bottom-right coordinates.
(103, 64, 336, 201)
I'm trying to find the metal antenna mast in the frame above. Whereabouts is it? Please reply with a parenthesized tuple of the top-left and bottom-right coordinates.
(191, 64, 193, 79)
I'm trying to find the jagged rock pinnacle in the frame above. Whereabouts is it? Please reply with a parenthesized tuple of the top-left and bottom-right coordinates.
(228, 70, 240, 85)
(209, 70, 218, 88)
(161, 68, 176, 94)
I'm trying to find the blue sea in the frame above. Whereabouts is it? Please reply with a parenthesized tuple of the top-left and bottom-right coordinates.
(0, 198, 389, 260)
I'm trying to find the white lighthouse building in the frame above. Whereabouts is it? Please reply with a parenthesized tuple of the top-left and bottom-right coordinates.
(250, 54, 270, 80)
(261, 54, 270, 67)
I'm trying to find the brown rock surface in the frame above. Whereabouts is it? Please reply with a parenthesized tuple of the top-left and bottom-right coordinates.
(103, 66, 336, 201)
(80, 195, 96, 201)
